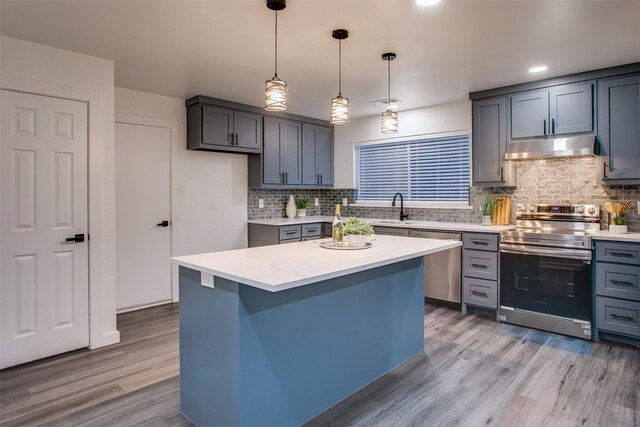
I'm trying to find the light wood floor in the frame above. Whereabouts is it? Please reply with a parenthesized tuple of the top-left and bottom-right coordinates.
(1, 303, 638, 426)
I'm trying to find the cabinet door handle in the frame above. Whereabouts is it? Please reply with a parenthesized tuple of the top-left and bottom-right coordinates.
(609, 279, 635, 286)
(543, 119, 547, 135)
(500, 166, 504, 181)
(610, 313, 635, 322)
(471, 263, 488, 269)
(285, 172, 288, 184)
(285, 231, 296, 236)
(471, 290, 488, 298)
(608, 251, 634, 258)
(471, 240, 489, 246)
(316, 174, 320, 184)
(551, 118, 556, 134)
(320, 174, 323, 184)
(280, 172, 285, 183)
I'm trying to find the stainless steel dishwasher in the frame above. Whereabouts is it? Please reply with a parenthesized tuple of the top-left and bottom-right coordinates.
(408, 230, 462, 308)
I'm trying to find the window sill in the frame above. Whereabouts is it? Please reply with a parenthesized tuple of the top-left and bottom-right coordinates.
(352, 201, 474, 210)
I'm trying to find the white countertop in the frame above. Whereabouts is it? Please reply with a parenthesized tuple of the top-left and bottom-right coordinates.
(171, 235, 461, 292)
(592, 231, 640, 243)
(248, 216, 514, 233)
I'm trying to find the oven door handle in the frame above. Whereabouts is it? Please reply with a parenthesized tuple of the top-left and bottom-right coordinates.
(500, 245, 592, 261)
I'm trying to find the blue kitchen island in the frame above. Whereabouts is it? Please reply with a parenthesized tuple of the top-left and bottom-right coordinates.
(172, 235, 460, 427)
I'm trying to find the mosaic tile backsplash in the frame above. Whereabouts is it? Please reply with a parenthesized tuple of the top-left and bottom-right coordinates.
(248, 157, 639, 230)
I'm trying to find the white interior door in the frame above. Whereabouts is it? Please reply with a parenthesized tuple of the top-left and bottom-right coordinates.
(115, 121, 171, 311)
(1, 90, 89, 369)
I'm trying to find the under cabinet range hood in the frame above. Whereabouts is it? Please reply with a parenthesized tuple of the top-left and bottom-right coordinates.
(505, 135, 595, 160)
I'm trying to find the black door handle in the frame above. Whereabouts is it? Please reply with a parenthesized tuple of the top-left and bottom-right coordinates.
(65, 234, 85, 243)
(156, 220, 170, 227)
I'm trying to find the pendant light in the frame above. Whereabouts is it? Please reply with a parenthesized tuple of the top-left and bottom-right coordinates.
(265, 0, 287, 111)
(381, 52, 398, 134)
(330, 29, 349, 124)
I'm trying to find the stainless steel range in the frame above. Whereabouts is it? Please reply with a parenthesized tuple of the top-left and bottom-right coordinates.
(499, 204, 600, 339)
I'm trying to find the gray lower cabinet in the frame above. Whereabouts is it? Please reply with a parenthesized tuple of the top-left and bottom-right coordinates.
(248, 223, 322, 247)
(510, 81, 594, 140)
(594, 240, 640, 343)
(462, 232, 499, 313)
(187, 103, 261, 153)
(372, 226, 409, 237)
(302, 124, 334, 186)
(598, 73, 640, 183)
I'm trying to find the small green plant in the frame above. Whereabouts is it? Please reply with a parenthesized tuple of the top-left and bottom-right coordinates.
(295, 198, 310, 209)
(342, 217, 375, 236)
(613, 214, 626, 226)
(477, 194, 503, 216)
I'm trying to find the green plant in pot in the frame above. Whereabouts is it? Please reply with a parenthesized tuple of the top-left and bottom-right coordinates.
(295, 198, 310, 218)
(477, 194, 502, 226)
(342, 217, 375, 247)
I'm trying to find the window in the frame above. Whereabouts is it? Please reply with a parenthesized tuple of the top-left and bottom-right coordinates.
(355, 134, 470, 206)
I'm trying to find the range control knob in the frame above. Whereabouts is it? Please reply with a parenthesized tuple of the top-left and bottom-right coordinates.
(588, 207, 596, 215)
(576, 206, 585, 213)
(529, 205, 536, 212)
(516, 204, 526, 212)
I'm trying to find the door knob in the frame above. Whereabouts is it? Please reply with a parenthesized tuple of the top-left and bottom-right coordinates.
(65, 233, 85, 243)
(156, 220, 170, 227)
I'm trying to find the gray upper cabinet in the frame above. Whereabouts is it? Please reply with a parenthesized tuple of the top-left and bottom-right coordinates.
(302, 124, 334, 186)
(549, 81, 593, 135)
(510, 89, 549, 139)
(262, 116, 302, 185)
(472, 96, 515, 186)
(188, 102, 261, 154)
(598, 73, 640, 182)
(510, 82, 594, 140)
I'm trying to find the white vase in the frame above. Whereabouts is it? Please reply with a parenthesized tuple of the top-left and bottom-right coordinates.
(609, 224, 628, 234)
(481, 215, 492, 226)
(286, 195, 296, 219)
(296, 208, 306, 218)
(347, 235, 367, 247)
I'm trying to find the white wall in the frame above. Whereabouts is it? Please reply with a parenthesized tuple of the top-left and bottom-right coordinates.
(1, 36, 119, 348)
(114, 88, 248, 298)
(334, 100, 472, 188)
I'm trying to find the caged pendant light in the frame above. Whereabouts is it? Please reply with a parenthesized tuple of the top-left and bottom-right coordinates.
(265, 0, 287, 111)
(381, 52, 398, 134)
(330, 29, 350, 124)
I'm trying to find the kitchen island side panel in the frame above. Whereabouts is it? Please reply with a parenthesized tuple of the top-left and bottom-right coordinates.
(179, 258, 424, 427)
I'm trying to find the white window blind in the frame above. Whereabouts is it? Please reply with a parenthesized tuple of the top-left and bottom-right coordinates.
(355, 135, 470, 204)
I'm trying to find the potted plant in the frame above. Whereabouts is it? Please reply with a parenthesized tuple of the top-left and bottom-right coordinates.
(477, 194, 502, 226)
(295, 198, 310, 218)
(609, 202, 629, 234)
(342, 217, 375, 247)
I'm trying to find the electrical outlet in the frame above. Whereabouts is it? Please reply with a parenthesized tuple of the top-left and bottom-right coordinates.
(259, 199, 264, 208)
(314, 198, 319, 206)
(342, 198, 348, 207)
(201, 272, 215, 289)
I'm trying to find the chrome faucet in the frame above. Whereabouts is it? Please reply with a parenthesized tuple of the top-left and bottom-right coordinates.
(391, 192, 409, 221)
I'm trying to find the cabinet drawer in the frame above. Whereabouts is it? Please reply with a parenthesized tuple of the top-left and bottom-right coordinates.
(463, 277, 497, 309)
(279, 225, 301, 241)
(373, 226, 409, 237)
(463, 250, 498, 281)
(302, 223, 321, 237)
(596, 241, 640, 265)
(322, 223, 332, 237)
(596, 296, 640, 338)
(596, 262, 640, 301)
(463, 233, 498, 252)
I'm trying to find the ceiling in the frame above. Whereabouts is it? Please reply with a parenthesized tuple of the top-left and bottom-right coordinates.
(2, 1, 640, 120)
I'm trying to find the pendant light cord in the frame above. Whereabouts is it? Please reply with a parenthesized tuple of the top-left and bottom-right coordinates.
(387, 58, 391, 106)
(338, 39, 342, 96)
(274, 10, 278, 77)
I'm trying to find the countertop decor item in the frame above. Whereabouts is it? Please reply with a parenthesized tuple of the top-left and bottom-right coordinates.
(342, 217, 375, 247)
(607, 201, 629, 233)
(264, 0, 288, 111)
(286, 195, 296, 219)
(491, 196, 512, 226)
(295, 198, 310, 218)
(320, 241, 374, 250)
(330, 29, 350, 124)
(478, 194, 503, 226)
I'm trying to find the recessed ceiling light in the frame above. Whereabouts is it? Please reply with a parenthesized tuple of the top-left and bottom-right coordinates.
(529, 66, 548, 73)
(416, 0, 441, 6)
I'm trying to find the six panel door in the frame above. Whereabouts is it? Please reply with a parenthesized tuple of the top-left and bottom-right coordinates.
(1, 90, 89, 368)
